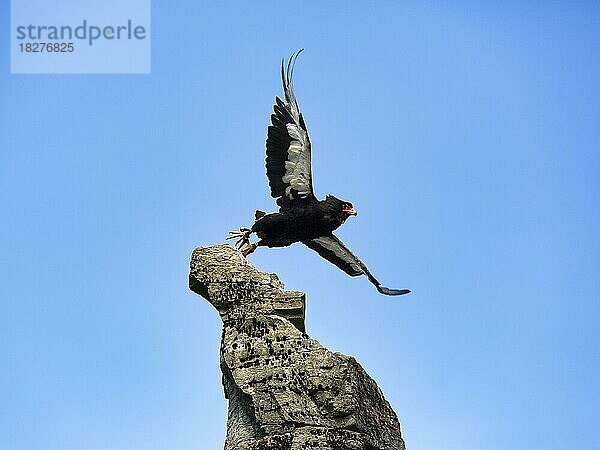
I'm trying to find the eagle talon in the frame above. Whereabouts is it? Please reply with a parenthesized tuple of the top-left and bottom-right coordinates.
(226, 228, 252, 249)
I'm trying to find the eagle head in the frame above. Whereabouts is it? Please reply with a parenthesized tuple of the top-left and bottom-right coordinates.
(324, 195, 358, 219)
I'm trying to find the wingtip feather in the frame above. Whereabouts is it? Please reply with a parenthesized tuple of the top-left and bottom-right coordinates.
(377, 286, 411, 296)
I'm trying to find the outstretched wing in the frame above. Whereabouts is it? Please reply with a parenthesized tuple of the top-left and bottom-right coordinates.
(302, 235, 411, 296)
(266, 49, 314, 209)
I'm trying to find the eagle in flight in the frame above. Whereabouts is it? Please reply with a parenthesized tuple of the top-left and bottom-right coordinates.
(228, 50, 410, 296)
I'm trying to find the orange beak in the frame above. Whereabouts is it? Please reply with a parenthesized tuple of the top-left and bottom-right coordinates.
(343, 207, 357, 216)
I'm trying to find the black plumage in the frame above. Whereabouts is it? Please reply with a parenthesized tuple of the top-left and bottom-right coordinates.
(227, 50, 410, 296)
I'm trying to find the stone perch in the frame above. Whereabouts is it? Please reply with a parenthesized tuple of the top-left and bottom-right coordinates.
(189, 244, 406, 450)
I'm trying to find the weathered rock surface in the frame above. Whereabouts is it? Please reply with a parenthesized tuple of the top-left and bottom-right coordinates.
(189, 244, 405, 450)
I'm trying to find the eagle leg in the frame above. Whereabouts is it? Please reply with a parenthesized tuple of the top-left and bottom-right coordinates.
(226, 227, 252, 249)
(241, 243, 257, 257)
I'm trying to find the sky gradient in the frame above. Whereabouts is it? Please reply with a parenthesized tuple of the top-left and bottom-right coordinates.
(1, 2, 599, 449)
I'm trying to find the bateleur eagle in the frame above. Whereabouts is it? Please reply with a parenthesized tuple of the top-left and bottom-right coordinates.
(227, 50, 410, 296)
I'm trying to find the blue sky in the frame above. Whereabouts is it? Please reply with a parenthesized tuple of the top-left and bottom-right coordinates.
(1, 2, 599, 449)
